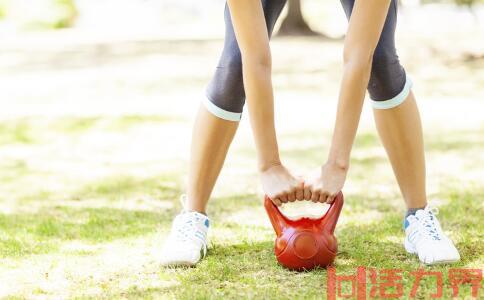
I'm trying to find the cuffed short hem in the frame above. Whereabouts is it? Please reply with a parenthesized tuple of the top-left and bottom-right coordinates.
(202, 96, 242, 122)
(370, 77, 413, 109)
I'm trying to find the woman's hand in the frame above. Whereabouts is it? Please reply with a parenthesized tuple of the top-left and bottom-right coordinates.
(305, 0, 390, 205)
(260, 164, 305, 206)
(304, 162, 348, 204)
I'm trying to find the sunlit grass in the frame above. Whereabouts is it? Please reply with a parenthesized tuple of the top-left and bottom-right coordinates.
(0, 120, 38, 144)
(0, 206, 170, 258)
(1, 118, 481, 298)
(0, 28, 483, 299)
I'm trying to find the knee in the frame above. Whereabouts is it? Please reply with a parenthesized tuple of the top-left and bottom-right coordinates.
(205, 48, 245, 122)
(368, 49, 412, 109)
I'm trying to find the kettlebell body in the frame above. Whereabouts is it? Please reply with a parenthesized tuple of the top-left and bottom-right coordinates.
(264, 192, 344, 271)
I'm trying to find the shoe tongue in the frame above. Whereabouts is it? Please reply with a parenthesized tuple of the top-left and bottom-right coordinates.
(415, 209, 429, 219)
(180, 211, 209, 223)
(406, 214, 417, 223)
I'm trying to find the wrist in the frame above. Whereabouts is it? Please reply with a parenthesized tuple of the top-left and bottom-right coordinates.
(259, 159, 282, 172)
(325, 157, 349, 171)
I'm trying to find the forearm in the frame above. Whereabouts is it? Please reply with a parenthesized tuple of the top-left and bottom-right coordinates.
(243, 60, 281, 171)
(226, 0, 281, 171)
(328, 59, 372, 168)
(327, 0, 390, 168)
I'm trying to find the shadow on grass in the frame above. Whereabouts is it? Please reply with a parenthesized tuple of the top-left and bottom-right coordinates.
(52, 115, 180, 133)
(74, 174, 180, 202)
(0, 169, 186, 258)
(114, 239, 330, 299)
(91, 184, 483, 299)
(0, 206, 174, 258)
(207, 194, 262, 218)
(0, 119, 38, 144)
(158, 186, 481, 298)
(0, 115, 181, 145)
(425, 129, 484, 152)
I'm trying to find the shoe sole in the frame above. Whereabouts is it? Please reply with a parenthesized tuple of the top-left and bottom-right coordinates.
(161, 260, 198, 268)
(404, 238, 460, 265)
(404, 237, 417, 254)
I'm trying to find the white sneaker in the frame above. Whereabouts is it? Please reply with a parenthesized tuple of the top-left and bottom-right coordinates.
(160, 196, 210, 267)
(404, 206, 460, 265)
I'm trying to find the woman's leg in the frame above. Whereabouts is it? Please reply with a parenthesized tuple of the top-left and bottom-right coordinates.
(340, 0, 425, 209)
(373, 92, 427, 209)
(367, 0, 426, 209)
(186, 0, 287, 213)
(186, 106, 238, 213)
(161, 0, 287, 266)
(340, 0, 459, 265)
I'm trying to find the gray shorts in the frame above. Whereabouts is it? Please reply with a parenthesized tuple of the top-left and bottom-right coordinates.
(204, 0, 412, 121)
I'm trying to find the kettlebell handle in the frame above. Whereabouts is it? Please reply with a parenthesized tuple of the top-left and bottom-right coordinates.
(321, 192, 344, 234)
(264, 195, 289, 236)
(264, 192, 344, 236)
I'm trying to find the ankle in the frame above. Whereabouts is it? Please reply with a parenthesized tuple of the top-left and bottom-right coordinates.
(184, 206, 207, 216)
(405, 206, 426, 217)
(182, 194, 208, 215)
(404, 206, 426, 229)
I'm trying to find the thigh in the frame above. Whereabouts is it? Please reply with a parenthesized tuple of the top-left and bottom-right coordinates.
(339, 0, 397, 50)
(206, 0, 288, 116)
(339, 0, 406, 102)
(221, 0, 287, 58)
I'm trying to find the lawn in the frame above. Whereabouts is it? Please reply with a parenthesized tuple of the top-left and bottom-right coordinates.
(1, 9, 483, 299)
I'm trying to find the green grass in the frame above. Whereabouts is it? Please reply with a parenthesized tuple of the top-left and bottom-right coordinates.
(76, 174, 180, 201)
(53, 115, 178, 133)
(0, 114, 482, 299)
(0, 115, 178, 145)
(0, 207, 170, 258)
(150, 187, 481, 299)
(0, 120, 38, 144)
(1, 31, 483, 298)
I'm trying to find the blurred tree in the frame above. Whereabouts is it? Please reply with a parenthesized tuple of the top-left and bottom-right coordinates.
(50, 0, 78, 28)
(0, 0, 78, 29)
(451, 0, 483, 21)
(422, 0, 484, 7)
(0, 0, 7, 19)
(278, 0, 321, 36)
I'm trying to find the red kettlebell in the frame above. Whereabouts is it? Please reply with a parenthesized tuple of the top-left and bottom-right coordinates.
(264, 192, 344, 271)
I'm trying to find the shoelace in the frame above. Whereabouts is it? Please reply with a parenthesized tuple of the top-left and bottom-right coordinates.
(169, 195, 208, 256)
(418, 207, 442, 241)
(170, 214, 207, 257)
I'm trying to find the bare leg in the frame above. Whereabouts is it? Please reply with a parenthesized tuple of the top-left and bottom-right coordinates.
(373, 91, 427, 208)
(185, 105, 238, 213)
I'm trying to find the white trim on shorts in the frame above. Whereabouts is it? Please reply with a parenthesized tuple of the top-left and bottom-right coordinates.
(370, 77, 413, 109)
(202, 96, 242, 122)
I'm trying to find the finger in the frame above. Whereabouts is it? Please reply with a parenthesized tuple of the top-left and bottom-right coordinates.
(326, 193, 336, 204)
(279, 194, 288, 203)
(294, 180, 304, 201)
(319, 192, 328, 203)
(311, 190, 320, 202)
(288, 190, 296, 202)
(273, 198, 282, 206)
(295, 187, 304, 201)
(303, 187, 312, 200)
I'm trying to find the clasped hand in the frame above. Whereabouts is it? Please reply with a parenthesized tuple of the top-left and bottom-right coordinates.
(260, 162, 347, 206)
